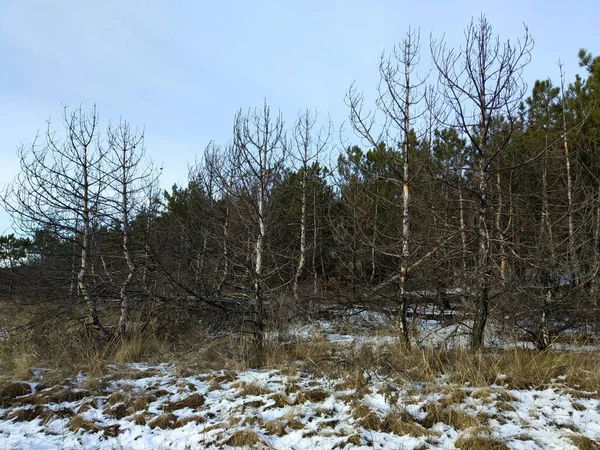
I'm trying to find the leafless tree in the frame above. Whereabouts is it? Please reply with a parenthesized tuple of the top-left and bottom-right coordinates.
(230, 101, 286, 350)
(2, 106, 110, 338)
(431, 15, 533, 349)
(346, 27, 428, 346)
(105, 119, 158, 338)
(290, 110, 332, 304)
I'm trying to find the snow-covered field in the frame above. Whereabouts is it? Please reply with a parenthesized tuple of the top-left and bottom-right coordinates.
(1, 362, 599, 449)
(0, 317, 599, 449)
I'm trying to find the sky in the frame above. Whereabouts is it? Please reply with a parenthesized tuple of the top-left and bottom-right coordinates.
(0, 0, 598, 235)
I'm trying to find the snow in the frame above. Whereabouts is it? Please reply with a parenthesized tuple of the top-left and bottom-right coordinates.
(1, 361, 599, 449)
(1, 313, 599, 449)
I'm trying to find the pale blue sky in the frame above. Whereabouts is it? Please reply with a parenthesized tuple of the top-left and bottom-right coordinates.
(1, 0, 598, 234)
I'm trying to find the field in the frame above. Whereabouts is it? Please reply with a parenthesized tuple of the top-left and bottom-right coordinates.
(1, 313, 600, 449)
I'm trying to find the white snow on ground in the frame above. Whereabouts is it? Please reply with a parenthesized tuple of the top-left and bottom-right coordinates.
(1, 362, 599, 449)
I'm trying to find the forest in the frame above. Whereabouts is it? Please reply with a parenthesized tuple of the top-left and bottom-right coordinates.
(1, 17, 599, 354)
(1, 15, 600, 450)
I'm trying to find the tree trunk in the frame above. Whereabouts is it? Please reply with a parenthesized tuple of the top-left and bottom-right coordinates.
(591, 182, 600, 306)
(561, 67, 579, 286)
(472, 147, 490, 350)
(293, 164, 307, 300)
(496, 170, 506, 284)
(80, 145, 107, 339)
(119, 158, 135, 338)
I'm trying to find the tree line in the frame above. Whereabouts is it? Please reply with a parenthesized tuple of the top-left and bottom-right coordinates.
(1, 16, 599, 351)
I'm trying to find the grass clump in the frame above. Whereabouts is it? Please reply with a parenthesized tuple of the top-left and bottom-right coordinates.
(175, 415, 205, 427)
(381, 410, 432, 437)
(570, 435, 600, 450)
(103, 403, 132, 419)
(352, 403, 381, 430)
(163, 393, 205, 411)
(224, 429, 262, 447)
(420, 402, 480, 430)
(238, 381, 271, 397)
(6, 405, 56, 422)
(295, 388, 329, 404)
(265, 420, 286, 436)
(455, 428, 509, 450)
(67, 415, 104, 433)
(148, 412, 178, 429)
(0, 382, 32, 406)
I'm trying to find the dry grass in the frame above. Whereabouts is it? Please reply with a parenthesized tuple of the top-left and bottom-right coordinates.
(572, 401, 586, 411)
(3, 311, 599, 394)
(266, 392, 291, 408)
(440, 388, 469, 408)
(148, 412, 178, 429)
(352, 403, 381, 430)
(237, 381, 271, 397)
(420, 402, 480, 430)
(111, 335, 171, 365)
(67, 414, 119, 436)
(172, 332, 600, 392)
(224, 429, 262, 447)
(130, 413, 147, 425)
(455, 434, 509, 450)
(0, 318, 180, 384)
(264, 420, 287, 436)
(175, 414, 205, 427)
(571, 435, 600, 450)
(103, 403, 132, 419)
(295, 388, 329, 404)
(0, 382, 32, 406)
(162, 393, 205, 412)
(381, 410, 432, 437)
(5, 405, 68, 423)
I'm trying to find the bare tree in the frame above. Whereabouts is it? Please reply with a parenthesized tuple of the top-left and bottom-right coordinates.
(106, 120, 158, 338)
(2, 106, 110, 338)
(291, 110, 332, 304)
(431, 15, 533, 349)
(230, 102, 286, 350)
(346, 27, 428, 346)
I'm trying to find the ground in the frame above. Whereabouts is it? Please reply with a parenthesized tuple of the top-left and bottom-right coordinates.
(0, 316, 599, 449)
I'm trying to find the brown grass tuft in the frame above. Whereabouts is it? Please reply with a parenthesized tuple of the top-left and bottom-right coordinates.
(237, 381, 271, 397)
(420, 402, 480, 430)
(175, 415, 205, 427)
(131, 413, 147, 425)
(494, 390, 517, 403)
(106, 392, 130, 405)
(67, 415, 104, 433)
(0, 382, 32, 406)
(163, 393, 205, 412)
(148, 412, 178, 429)
(76, 398, 98, 414)
(572, 401, 586, 412)
(345, 434, 362, 446)
(111, 335, 171, 365)
(352, 403, 381, 430)
(295, 388, 329, 404)
(265, 420, 286, 436)
(132, 396, 152, 411)
(571, 435, 600, 450)
(224, 429, 261, 447)
(103, 403, 132, 419)
(39, 387, 91, 404)
(381, 409, 432, 437)
(212, 370, 238, 384)
(455, 433, 509, 450)
(6, 405, 56, 422)
(440, 388, 468, 408)
(266, 392, 291, 408)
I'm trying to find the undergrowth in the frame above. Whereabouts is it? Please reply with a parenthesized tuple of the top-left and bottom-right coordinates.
(1, 319, 600, 393)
